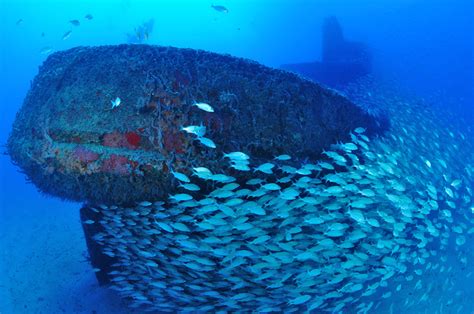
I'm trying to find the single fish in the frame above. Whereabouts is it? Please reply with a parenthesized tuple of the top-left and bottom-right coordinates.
(262, 183, 281, 190)
(85, 14, 93, 20)
(16, 18, 23, 25)
(288, 294, 311, 305)
(274, 154, 291, 161)
(70, 19, 80, 26)
(169, 193, 193, 202)
(181, 125, 206, 137)
(193, 167, 212, 176)
(450, 179, 461, 189)
(211, 174, 235, 183)
(156, 221, 173, 232)
(231, 163, 251, 171)
(111, 97, 121, 109)
(254, 162, 275, 174)
(193, 101, 214, 112)
(197, 136, 216, 148)
(40, 46, 53, 55)
(224, 151, 249, 160)
(171, 170, 190, 183)
(62, 30, 72, 40)
(211, 4, 229, 13)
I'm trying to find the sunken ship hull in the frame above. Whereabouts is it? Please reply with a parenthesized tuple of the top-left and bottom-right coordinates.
(7, 44, 384, 205)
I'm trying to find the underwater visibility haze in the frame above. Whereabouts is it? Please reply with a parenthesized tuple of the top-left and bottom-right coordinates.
(1, 0, 473, 313)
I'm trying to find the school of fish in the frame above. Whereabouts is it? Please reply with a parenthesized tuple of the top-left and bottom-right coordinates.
(85, 78, 473, 313)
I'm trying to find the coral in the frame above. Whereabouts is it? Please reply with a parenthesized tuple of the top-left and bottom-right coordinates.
(125, 132, 141, 148)
(163, 131, 185, 154)
(103, 131, 140, 149)
(101, 154, 130, 175)
(102, 131, 125, 148)
(73, 146, 100, 163)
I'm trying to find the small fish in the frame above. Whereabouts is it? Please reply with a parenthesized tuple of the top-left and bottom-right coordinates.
(169, 193, 193, 202)
(193, 167, 212, 178)
(181, 125, 206, 137)
(111, 97, 121, 109)
(251, 235, 271, 245)
(179, 183, 200, 191)
(193, 102, 214, 112)
(444, 187, 454, 198)
(319, 161, 334, 170)
(450, 179, 462, 189)
(348, 209, 365, 223)
(138, 201, 152, 206)
(211, 174, 235, 183)
(211, 4, 229, 13)
(172, 222, 191, 232)
(16, 19, 23, 25)
(83, 219, 95, 224)
(274, 154, 291, 161)
(231, 163, 251, 171)
(280, 188, 300, 200)
(69, 19, 80, 26)
(224, 151, 249, 160)
(342, 142, 358, 151)
(197, 136, 216, 148)
(245, 179, 263, 187)
(296, 168, 311, 176)
(156, 221, 173, 232)
(145, 261, 158, 267)
(210, 189, 234, 199)
(254, 163, 275, 174)
(85, 14, 93, 20)
(171, 170, 190, 183)
(288, 294, 311, 305)
(62, 30, 72, 40)
(262, 183, 281, 190)
(354, 127, 366, 134)
(40, 46, 53, 55)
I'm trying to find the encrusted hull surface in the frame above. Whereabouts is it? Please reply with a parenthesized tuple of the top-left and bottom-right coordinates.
(8, 44, 385, 205)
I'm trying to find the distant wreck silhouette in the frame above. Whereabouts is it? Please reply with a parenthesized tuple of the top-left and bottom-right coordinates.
(281, 16, 371, 88)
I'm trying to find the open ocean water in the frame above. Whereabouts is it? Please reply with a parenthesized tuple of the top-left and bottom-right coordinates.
(1, 0, 473, 313)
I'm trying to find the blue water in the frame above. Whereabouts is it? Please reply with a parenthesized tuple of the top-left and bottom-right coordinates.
(1, 0, 473, 313)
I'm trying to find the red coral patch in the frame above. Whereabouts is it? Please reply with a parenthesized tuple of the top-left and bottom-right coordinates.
(102, 131, 125, 148)
(163, 131, 185, 154)
(101, 154, 130, 175)
(125, 132, 141, 148)
(73, 146, 99, 163)
(103, 131, 141, 149)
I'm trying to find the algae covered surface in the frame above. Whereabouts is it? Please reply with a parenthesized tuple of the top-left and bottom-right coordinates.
(8, 45, 384, 205)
